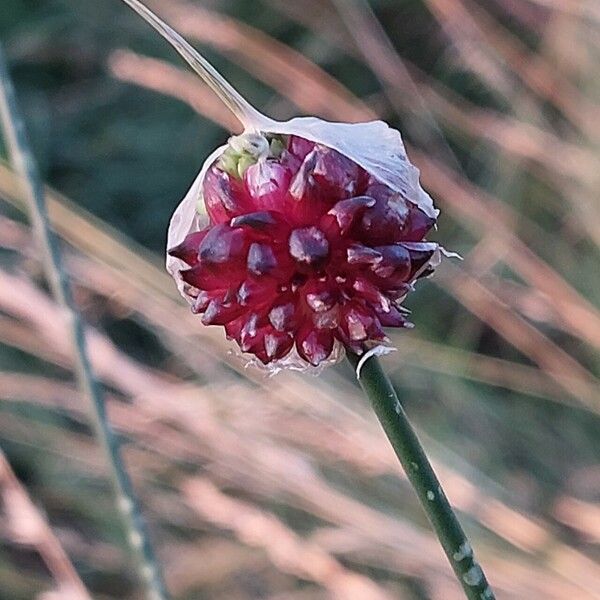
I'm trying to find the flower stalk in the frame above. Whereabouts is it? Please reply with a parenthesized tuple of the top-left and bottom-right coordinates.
(0, 45, 169, 600)
(348, 352, 496, 600)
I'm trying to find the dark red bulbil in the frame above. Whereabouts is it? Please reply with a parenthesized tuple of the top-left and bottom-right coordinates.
(170, 135, 437, 367)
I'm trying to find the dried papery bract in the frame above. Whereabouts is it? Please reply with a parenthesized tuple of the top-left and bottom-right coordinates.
(121, 0, 440, 372)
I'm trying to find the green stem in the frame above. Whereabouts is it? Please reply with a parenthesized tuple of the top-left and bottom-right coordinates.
(348, 352, 496, 600)
(0, 45, 169, 600)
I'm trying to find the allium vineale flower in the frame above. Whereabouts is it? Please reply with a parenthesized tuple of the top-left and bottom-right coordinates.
(168, 129, 439, 369)
(121, 0, 443, 372)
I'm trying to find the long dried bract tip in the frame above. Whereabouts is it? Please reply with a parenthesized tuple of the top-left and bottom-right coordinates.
(119, 0, 268, 130)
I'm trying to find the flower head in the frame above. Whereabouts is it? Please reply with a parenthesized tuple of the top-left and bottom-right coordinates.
(121, 0, 443, 372)
(168, 129, 439, 370)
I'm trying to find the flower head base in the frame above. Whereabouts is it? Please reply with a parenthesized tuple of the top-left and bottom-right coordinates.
(169, 132, 439, 370)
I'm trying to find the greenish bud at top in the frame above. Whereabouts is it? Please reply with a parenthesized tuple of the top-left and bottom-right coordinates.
(269, 136, 285, 158)
(217, 132, 270, 178)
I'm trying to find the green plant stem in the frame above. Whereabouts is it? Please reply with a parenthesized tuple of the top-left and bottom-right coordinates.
(0, 45, 169, 600)
(348, 352, 496, 600)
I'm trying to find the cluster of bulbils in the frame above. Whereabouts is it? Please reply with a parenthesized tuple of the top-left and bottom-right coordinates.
(169, 132, 439, 368)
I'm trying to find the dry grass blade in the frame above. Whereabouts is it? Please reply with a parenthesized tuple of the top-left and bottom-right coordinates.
(412, 152, 600, 351)
(388, 335, 577, 405)
(436, 261, 599, 408)
(424, 0, 600, 138)
(262, 0, 350, 51)
(552, 496, 600, 543)
(518, 0, 600, 23)
(330, 0, 460, 169)
(411, 67, 596, 183)
(416, 76, 600, 249)
(0, 269, 179, 400)
(0, 162, 169, 298)
(0, 450, 93, 600)
(182, 478, 395, 600)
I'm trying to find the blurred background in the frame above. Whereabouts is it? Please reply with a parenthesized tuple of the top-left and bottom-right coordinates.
(0, 0, 599, 598)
